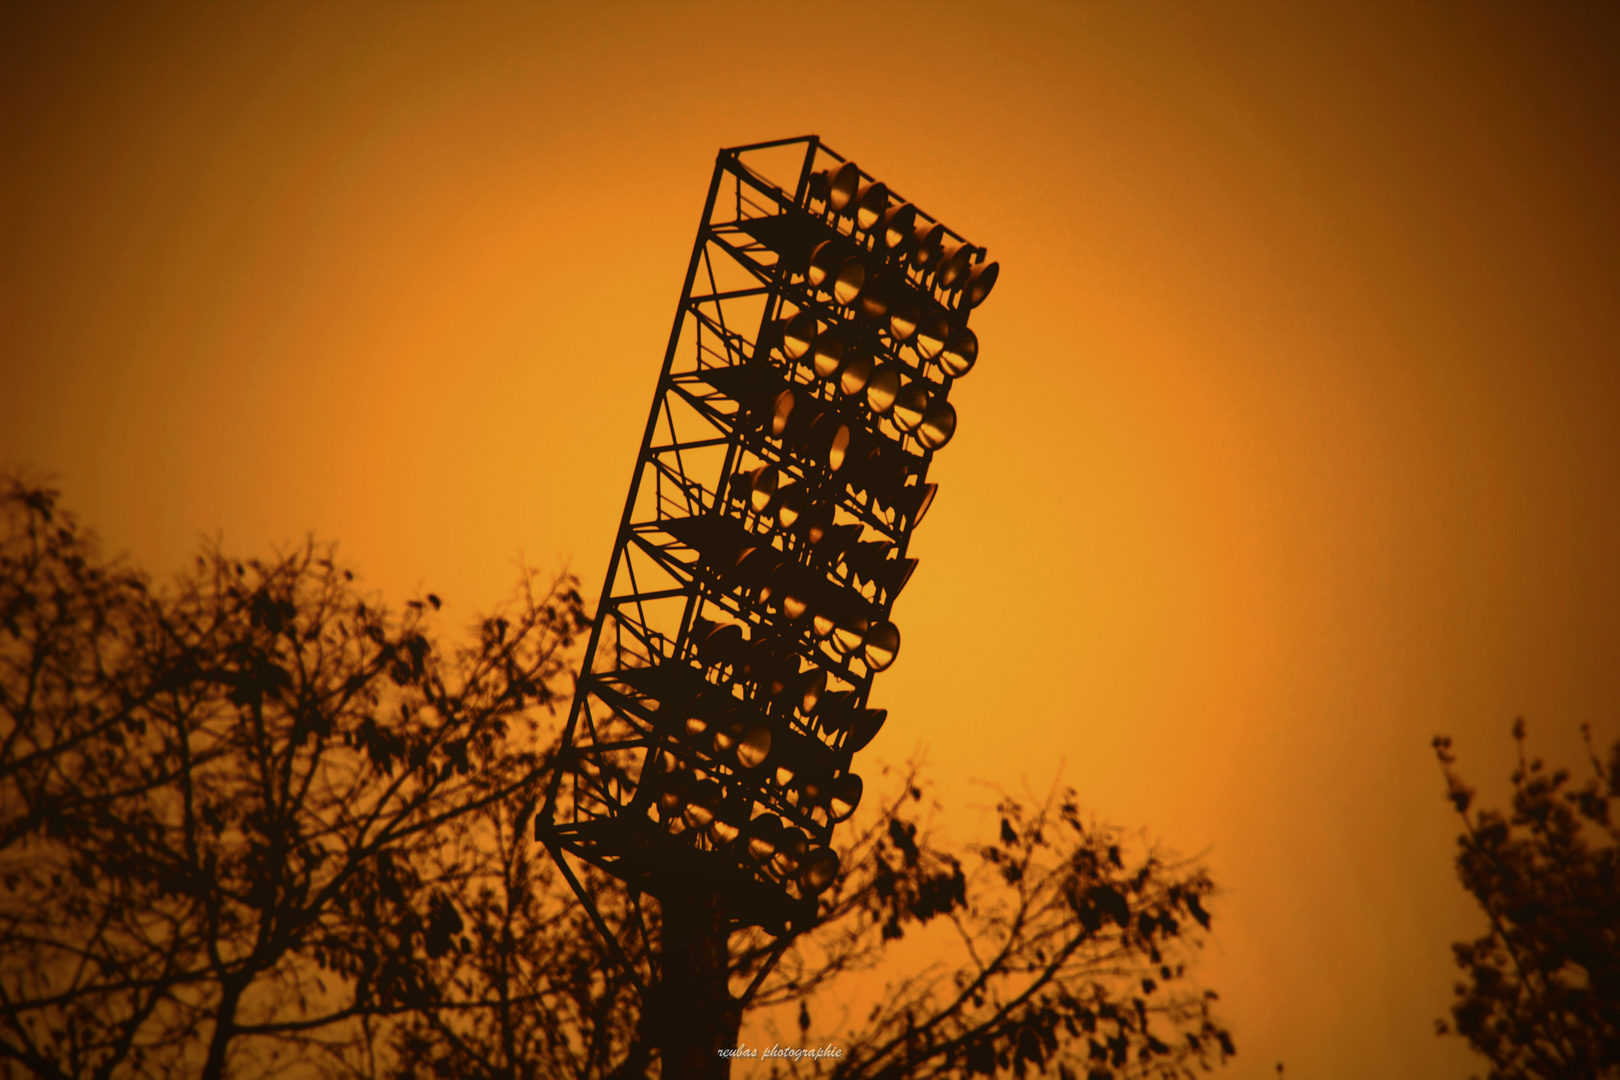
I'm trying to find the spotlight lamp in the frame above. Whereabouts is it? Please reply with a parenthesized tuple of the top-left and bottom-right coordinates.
(538, 136, 998, 934)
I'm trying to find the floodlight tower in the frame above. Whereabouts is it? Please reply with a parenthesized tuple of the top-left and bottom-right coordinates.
(537, 136, 998, 1077)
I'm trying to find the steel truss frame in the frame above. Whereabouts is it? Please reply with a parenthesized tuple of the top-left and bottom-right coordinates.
(538, 135, 989, 937)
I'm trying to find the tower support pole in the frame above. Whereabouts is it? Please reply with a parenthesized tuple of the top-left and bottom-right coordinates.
(650, 891, 738, 1080)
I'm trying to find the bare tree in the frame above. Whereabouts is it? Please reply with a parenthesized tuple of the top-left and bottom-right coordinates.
(765, 781, 1231, 1080)
(1433, 721, 1619, 1080)
(389, 762, 1233, 1080)
(0, 479, 590, 1078)
(2, 478, 1232, 1080)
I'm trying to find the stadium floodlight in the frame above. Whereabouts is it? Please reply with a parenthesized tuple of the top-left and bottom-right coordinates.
(537, 136, 999, 941)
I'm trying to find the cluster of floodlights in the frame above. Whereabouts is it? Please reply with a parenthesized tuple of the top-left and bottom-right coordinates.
(622, 154, 999, 906)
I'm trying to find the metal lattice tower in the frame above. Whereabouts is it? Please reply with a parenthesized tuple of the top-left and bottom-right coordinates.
(538, 135, 998, 935)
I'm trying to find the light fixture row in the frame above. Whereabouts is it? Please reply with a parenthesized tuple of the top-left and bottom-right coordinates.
(697, 365, 941, 528)
(617, 660, 869, 815)
(806, 161, 1000, 312)
(620, 657, 866, 897)
(653, 762, 843, 897)
(727, 465, 919, 602)
(689, 615, 892, 747)
(662, 514, 904, 677)
(781, 308, 978, 383)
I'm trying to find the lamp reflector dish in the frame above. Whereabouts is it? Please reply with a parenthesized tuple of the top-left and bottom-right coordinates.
(889, 294, 920, 342)
(781, 312, 816, 359)
(854, 180, 888, 231)
(774, 481, 804, 528)
(940, 327, 978, 377)
(747, 465, 778, 512)
(866, 367, 900, 415)
(831, 619, 868, 656)
(827, 421, 852, 471)
(829, 773, 863, 821)
(833, 256, 866, 305)
(683, 779, 721, 828)
(800, 848, 840, 892)
(914, 311, 949, 360)
(863, 622, 901, 671)
(801, 668, 827, 714)
(917, 400, 957, 450)
(881, 202, 918, 251)
(892, 383, 930, 433)
(825, 162, 860, 212)
(808, 240, 841, 288)
(737, 724, 772, 769)
(810, 329, 845, 378)
(770, 389, 796, 437)
(911, 222, 946, 269)
(937, 242, 973, 290)
(838, 351, 873, 397)
(963, 261, 999, 308)
(747, 814, 783, 861)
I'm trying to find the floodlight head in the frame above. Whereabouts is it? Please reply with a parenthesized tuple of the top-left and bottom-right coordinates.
(940, 327, 977, 377)
(937, 241, 974, 291)
(799, 668, 827, 714)
(810, 326, 845, 378)
(743, 464, 778, 512)
(917, 400, 957, 450)
(863, 621, 900, 671)
(797, 500, 834, 548)
(825, 420, 853, 472)
(888, 291, 921, 342)
(828, 773, 862, 821)
(772, 832, 807, 877)
(962, 261, 999, 308)
(914, 309, 949, 361)
(911, 221, 946, 270)
(857, 275, 892, 321)
(891, 381, 930, 433)
(830, 617, 868, 657)
(837, 350, 874, 396)
(696, 620, 744, 666)
(866, 366, 900, 415)
(737, 723, 772, 769)
(833, 258, 866, 305)
(764, 389, 791, 437)
(880, 202, 919, 252)
(747, 813, 784, 862)
(807, 240, 841, 289)
(801, 848, 839, 892)
(846, 707, 888, 752)
(683, 778, 721, 828)
(810, 241, 866, 304)
(781, 311, 816, 359)
(854, 180, 889, 231)
(772, 479, 805, 527)
(808, 411, 853, 471)
(817, 161, 861, 213)
(899, 481, 938, 525)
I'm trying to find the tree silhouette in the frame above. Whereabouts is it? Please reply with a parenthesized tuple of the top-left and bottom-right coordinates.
(382, 768, 1233, 1080)
(0, 478, 590, 1078)
(1432, 721, 1620, 1080)
(1, 478, 1233, 1079)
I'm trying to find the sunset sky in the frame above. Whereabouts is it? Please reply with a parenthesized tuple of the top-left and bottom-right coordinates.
(4, 3, 1619, 1077)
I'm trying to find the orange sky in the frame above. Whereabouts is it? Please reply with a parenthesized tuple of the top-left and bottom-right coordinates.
(4, 3, 1619, 1077)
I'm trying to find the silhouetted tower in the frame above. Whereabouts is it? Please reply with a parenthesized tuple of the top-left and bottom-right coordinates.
(537, 136, 998, 1078)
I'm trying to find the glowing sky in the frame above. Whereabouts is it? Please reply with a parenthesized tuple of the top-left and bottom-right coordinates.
(5, 3, 1619, 1076)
